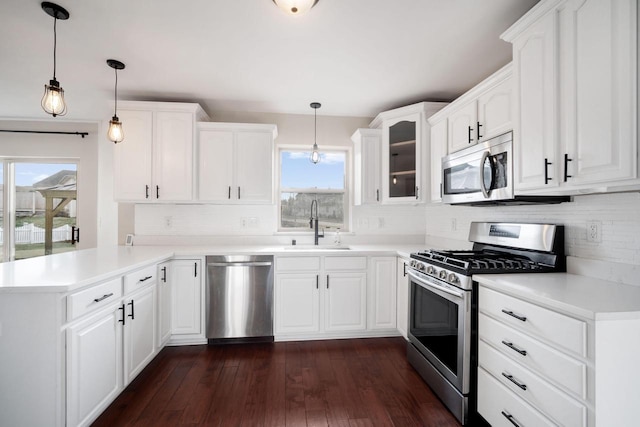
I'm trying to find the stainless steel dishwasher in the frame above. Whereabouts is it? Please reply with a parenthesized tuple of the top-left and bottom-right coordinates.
(206, 255, 274, 343)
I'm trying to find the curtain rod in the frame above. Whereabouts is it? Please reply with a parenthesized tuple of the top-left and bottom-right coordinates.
(0, 129, 89, 138)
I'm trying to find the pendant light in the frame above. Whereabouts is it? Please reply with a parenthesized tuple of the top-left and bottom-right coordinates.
(106, 59, 125, 143)
(40, 2, 69, 117)
(272, 0, 319, 15)
(310, 102, 321, 164)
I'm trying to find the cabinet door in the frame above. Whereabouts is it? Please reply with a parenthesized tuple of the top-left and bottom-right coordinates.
(354, 130, 382, 205)
(275, 273, 320, 334)
(324, 272, 367, 332)
(153, 111, 194, 201)
(477, 77, 513, 141)
(123, 284, 157, 385)
(512, 12, 559, 191)
(67, 305, 123, 427)
(448, 101, 477, 153)
(235, 131, 274, 203)
(157, 263, 172, 346)
(382, 114, 421, 202)
(198, 129, 234, 201)
(171, 260, 202, 335)
(560, 0, 637, 186)
(368, 257, 397, 330)
(430, 119, 447, 202)
(396, 257, 409, 339)
(114, 109, 153, 201)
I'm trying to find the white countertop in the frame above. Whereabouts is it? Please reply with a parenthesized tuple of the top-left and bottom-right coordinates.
(474, 273, 640, 321)
(0, 244, 423, 293)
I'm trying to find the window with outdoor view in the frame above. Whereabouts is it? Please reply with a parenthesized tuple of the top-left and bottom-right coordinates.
(279, 149, 348, 231)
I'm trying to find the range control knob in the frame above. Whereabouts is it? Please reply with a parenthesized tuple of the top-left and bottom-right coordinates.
(417, 263, 426, 272)
(410, 260, 416, 268)
(439, 270, 448, 280)
(448, 273, 460, 285)
(426, 266, 436, 275)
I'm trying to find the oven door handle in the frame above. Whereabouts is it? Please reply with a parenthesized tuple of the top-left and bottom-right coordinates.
(408, 270, 465, 299)
(479, 150, 492, 199)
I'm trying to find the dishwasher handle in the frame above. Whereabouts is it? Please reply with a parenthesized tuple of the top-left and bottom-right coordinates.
(207, 261, 273, 267)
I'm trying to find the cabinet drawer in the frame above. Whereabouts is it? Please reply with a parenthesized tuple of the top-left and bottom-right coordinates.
(479, 313, 587, 398)
(478, 367, 556, 427)
(480, 286, 587, 357)
(124, 264, 157, 294)
(479, 340, 587, 427)
(276, 256, 321, 272)
(325, 256, 367, 271)
(67, 277, 122, 320)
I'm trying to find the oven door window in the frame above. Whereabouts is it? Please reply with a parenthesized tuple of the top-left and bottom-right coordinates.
(410, 282, 459, 374)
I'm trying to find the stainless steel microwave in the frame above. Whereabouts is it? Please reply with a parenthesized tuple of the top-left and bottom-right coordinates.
(442, 132, 513, 204)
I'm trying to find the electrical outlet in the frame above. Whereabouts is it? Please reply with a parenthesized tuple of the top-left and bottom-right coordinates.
(378, 217, 385, 228)
(240, 217, 248, 228)
(164, 216, 172, 228)
(451, 218, 457, 231)
(586, 220, 602, 243)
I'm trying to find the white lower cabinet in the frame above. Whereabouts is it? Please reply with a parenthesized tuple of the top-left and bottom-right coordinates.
(123, 284, 157, 385)
(325, 271, 367, 332)
(367, 256, 396, 330)
(66, 303, 123, 427)
(66, 267, 160, 427)
(396, 256, 410, 339)
(170, 259, 204, 342)
(275, 255, 399, 340)
(157, 262, 172, 346)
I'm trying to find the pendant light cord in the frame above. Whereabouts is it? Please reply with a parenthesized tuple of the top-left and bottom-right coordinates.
(52, 15, 57, 79)
(114, 67, 118, 116)
(314, 107, 317, 144)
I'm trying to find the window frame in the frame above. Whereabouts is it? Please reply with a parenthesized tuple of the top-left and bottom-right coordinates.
(277, 145, 351, 233)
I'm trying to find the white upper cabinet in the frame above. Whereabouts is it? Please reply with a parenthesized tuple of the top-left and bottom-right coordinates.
(197, 122, 277, 204)
(448, 100, 478, 153)
(477, 76, 513, 141)
(352, 128, 382, 205)
(114, 102, 209, 202)
(429, 119, 447, 202)
(370, 102, 447, 204)
(503, 0, 638, 194)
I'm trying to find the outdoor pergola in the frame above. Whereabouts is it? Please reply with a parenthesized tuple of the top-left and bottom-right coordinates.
(36, 185, 76, 255)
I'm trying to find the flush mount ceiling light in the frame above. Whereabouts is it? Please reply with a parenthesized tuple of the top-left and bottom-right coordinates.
(310, 102, 321, 164)
(40, 2, 69, 117)
(272, 0, 319, 15)
(106, 59, 125, 144)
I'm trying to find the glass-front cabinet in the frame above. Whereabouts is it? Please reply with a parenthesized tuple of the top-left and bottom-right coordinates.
(385, 116, 419, 200)
(371, 102, 447, 204)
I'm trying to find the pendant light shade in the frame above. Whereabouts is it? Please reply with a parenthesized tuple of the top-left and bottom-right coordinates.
(107, 59, 125, 144)
(41, 2, 69, 117)
(310, 102, 321, 164)
(272, 0, 319, 15)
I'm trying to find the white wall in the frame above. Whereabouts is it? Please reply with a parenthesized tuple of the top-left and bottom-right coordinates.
(129, 111, 428, 242)
(425, 192, 640, 266)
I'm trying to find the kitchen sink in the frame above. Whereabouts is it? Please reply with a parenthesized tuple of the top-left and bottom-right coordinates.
(283, 245, 351, 251)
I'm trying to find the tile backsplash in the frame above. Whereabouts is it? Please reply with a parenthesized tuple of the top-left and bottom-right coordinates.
(425, 192, 640, 265)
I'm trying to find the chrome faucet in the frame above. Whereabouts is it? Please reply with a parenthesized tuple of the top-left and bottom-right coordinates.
(309, 199, 325, 245)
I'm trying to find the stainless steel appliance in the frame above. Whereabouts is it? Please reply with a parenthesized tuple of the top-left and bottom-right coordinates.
(206, 255, 274, 343)
(441, 132, 569, 205)
(407, 222, 565, 424)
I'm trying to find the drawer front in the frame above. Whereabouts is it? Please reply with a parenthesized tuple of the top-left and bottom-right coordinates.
(479, 340, 587, 427)
(67, 277, 122, 320)
(124, 264, 157, 294)
(480, 286, 587, 357)
(478, 367, 556, 427)
(276, 256, 321, 272)
(479, 313, 587, 398)
(324, 256, 367, 271)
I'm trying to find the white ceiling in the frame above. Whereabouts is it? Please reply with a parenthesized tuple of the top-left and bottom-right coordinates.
(0, 0, 539, 121)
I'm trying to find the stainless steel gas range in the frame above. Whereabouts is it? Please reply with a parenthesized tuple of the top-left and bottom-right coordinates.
(406, 222, 565, 425)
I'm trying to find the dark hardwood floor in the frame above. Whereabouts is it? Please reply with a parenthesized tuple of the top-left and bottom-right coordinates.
(93, 337, 461, 426)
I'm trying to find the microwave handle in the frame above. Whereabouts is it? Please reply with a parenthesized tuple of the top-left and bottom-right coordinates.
(479, 151, 491, 198)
